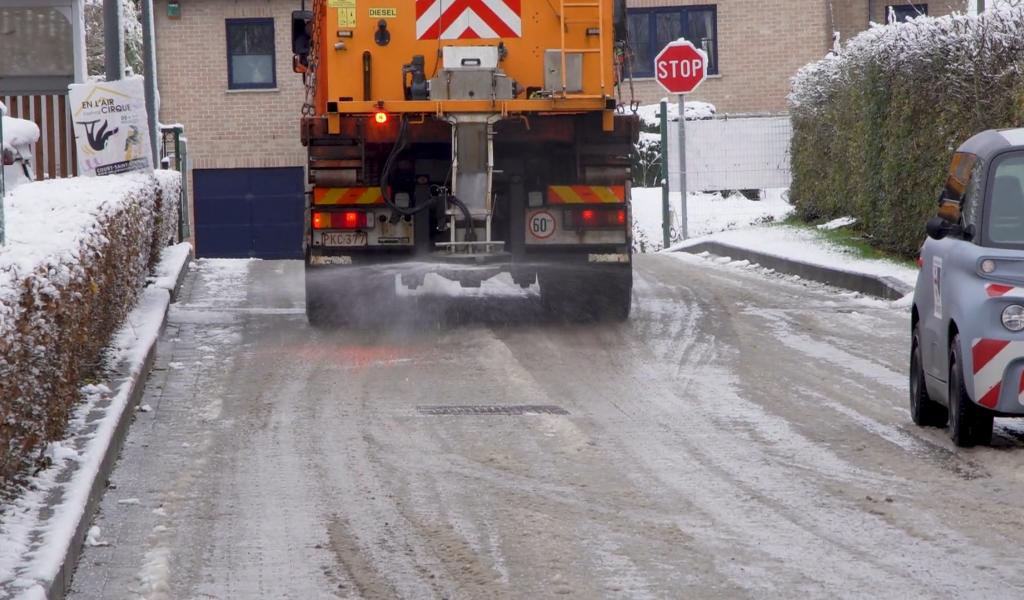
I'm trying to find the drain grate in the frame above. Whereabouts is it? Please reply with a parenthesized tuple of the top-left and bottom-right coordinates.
(417, 405, 569, 416)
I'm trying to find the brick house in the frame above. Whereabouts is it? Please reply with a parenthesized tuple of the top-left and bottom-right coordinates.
(153, 0, 965, 257)
(155, 0, 307, 258)
(625, 0, 964, 113)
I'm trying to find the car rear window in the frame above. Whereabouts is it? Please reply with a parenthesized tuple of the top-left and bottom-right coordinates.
(987, 152, 1024, 244)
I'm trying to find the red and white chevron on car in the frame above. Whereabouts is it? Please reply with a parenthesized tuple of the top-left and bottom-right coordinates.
(985, 283, 1024, 297)
(416, 0, 523, 40)
(971, 337, 1024, 408)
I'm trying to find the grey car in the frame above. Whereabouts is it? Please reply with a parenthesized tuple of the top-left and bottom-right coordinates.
(912, 129, 1024, 447)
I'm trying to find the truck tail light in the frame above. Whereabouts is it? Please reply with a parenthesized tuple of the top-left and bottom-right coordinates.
(564, 208, 626, 230)
(373, 111, 389, 125)
(312, 210, 368, 230)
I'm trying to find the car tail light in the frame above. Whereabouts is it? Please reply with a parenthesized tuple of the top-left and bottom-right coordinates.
(564, 208, 626, 230)
(312, 211, 368, 230)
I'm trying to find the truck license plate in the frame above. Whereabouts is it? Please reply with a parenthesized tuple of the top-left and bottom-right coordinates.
(322, 232, 367, 247)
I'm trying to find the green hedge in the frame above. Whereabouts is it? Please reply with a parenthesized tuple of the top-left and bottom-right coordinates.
(789, 9, 1024, 257)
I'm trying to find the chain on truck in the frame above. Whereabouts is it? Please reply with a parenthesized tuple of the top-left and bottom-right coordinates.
(291, 0, 639, 325)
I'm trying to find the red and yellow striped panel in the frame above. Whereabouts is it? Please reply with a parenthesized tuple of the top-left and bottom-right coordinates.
(547, 185, 626, 204)
(314, 187, 385, 205)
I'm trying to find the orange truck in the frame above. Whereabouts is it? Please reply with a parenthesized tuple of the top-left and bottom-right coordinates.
(292, 0, 638, 324)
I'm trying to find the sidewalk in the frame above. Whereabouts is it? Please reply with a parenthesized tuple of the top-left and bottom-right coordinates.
(668, 224, 918, 301)
(0, 243, 192, 600)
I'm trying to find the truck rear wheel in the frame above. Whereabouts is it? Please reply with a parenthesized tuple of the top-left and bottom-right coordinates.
(305, 266, 397, 328)
(540, 265, 632, 322)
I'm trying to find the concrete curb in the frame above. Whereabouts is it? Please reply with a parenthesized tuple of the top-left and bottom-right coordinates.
(676, 241, 913, 301)
(47, 248, 192, 600)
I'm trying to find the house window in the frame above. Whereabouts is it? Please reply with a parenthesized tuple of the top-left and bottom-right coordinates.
(226, 18, 276, 89)
(626, 6, 717, 78)
(887, 4, 927, 23)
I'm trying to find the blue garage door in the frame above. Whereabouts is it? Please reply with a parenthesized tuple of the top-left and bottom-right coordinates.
(194, 167, 304, 259)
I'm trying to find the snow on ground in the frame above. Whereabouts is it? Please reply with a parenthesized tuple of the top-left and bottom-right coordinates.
(635, 101, 716, 128)
(631, 187, 792, 252)
(817, 216, 857, 231)
(0, 282, 172, 597)
(670, 224, 918, 289)
(150, 242, 192, 291)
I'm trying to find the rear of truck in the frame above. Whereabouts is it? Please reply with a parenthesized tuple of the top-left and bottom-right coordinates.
(293, 0, 638, 325)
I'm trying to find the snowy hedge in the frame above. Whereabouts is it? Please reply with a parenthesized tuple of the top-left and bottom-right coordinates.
(789, 9, 1024, 256)
(0, 170, 181, 484)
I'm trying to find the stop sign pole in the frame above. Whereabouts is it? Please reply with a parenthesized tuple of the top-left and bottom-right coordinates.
(655, 40, 708, 241)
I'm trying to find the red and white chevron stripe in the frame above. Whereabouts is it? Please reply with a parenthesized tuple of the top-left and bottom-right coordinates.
(971, 337, 1024, 409)
(986, 283, 1024, 298)
(416, 0, 522, 40)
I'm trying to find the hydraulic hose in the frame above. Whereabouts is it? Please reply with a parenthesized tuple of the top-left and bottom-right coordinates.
(447, 194, 477, 242)
(380, 115, 476, 241)
(380, 116, 433, 217)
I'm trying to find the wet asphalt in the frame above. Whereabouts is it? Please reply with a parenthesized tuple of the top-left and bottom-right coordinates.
(67, 254, 1024, 599)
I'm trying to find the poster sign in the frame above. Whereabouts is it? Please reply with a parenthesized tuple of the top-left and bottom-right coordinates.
(68, 76, 153, 176)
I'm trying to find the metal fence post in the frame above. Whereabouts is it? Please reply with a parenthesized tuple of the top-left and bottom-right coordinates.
(659, 100, 670, 249)
(103, 0, 124, 80)
(678, 94, 688, 240)
(141, 0, 160, 166)
(1, 113, 5, 246)
(176, 129, 190, 240)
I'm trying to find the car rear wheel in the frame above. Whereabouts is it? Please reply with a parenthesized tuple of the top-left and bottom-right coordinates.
(949, 334, 994, 447)
(910, 325, 947, 427)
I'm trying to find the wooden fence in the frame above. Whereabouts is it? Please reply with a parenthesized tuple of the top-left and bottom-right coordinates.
(2, 94, 78, 180)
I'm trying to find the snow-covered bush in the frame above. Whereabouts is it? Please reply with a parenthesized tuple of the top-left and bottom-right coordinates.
(631, 101, 716, 189)
(0, 171, 180, 484)
(789, 8, 1024, 257)
(152, 169, 182, 266)
(632, 132, 662, 188)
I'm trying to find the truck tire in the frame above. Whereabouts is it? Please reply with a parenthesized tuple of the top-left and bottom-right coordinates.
(540, 266, 632, 322)
(948, 334, 994, 447)
(305, 271, 342, 328)
(910, 325, 947, 427)
(305, 267, 397, 328)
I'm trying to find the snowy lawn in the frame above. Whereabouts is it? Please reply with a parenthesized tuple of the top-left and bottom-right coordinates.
(631, 187, 792, 252)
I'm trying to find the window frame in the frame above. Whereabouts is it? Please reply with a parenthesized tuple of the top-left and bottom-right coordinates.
(886, 3, 928, 24)
(626, 5, 719, 79)
(982, 149, 1024, 249)
(225, 17, 277, 90)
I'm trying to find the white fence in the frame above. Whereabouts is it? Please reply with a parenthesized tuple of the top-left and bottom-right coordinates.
(667, 114, 792, 192)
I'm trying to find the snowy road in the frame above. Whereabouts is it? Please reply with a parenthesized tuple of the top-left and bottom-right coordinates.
(68, 254, 1024, 599)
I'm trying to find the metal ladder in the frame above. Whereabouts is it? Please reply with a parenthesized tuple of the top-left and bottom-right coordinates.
(558, 0, 605, 98)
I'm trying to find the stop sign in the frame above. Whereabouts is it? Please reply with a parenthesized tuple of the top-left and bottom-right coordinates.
(654, 40, 707, 95)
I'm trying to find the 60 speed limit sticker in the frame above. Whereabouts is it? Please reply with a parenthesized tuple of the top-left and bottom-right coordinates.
(528, 210, 557, 240)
